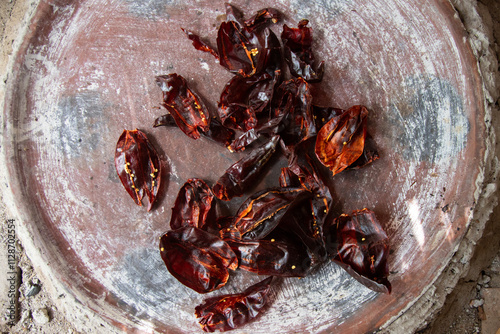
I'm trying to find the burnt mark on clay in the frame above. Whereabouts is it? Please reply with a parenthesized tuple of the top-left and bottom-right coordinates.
(110, 248, 199, 322)
(123, 0, 177, 19)
(290, 0, 353, 20)
(389, 75, 469, 163)
(54, 92, 109, 159)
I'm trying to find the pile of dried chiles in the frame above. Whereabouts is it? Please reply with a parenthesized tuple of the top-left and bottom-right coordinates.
(114, 4, 390, 332)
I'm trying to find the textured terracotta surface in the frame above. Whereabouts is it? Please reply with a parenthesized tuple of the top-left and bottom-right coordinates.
(1, 0, 486, 332)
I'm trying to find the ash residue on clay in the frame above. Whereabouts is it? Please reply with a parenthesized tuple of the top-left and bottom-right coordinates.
(123, 0, 177, 19)
(53, 92, 110, 159)
(288, 0, 352, 20)
(388, 75, 469, 163)
(109, 247, 201, 328)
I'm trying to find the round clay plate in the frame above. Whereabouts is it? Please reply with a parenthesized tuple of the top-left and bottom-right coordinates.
(2, 0, 486, 333)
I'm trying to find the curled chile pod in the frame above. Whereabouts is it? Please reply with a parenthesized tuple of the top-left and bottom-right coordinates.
(273, 78, 316, 147)
(315, 105, 368, 176)
(278, 200, 328, 266)
(156, 74, 210, 139)
(281, 19, 325, 83)
(155, 114, 235, 147)
(326, 208, 391, 293)
(348, 134, 380, 169)
(217, 21, 263, 77)
(213, 135, 280, 201)
(218, 70, 281, 132)
(201, 117, 236, 147)
(183, 5, 281, 77)
(153, 113, 177, 128)
(312, 105, 346, 129)
(159, 226, 238, 294)
(170, 178, 215, 230)
(244, 8, 281, 32)
(195, 276, 273, 332)
(227, 232, 312, 277)
(182, 28, 220, 60)
(227, 187, 311, 240)
(115, 129, 161, 211)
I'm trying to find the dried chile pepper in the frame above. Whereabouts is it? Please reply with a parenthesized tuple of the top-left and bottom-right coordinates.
(156, 74, 210, 139)
(201, 117, 236, 147)
(226, 187, 311, 241)
(170, 178, 215, 230)
(228, 109, 287, 152)
(279, 148, 332, 265)
(153, 113, 177, 128)
(312, 105, 346, 129)
(325, 208, 391, 293)
(114, 129, 161, 211)
(159, 226, 238, 294)
(244, 8, 281, 32)
(348, 134, 380, 169)
(273, 78, 316, 147)
(182, 28, 220, 60)
(278, 201, 328, 266)
(155, 114, 235, 147)
(195, 276, 273, 332)
(315, 105, 368, 175)
(213, 135, 280, 201)
(281, 19, 325, 82)
(184, 5, 280, 77)
(227, 232, 312, 277)
(218, 70, 281, 132)
(312, 105, 379, 170)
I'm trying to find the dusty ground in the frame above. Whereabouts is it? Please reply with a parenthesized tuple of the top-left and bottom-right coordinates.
(0, 0, 499, 333)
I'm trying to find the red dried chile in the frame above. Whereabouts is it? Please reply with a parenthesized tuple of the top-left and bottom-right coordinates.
(315, 105, 369, 175)
(227, 232, 312, 277)
(159, 226, 238, 294)
(170, 178, 215, 230)
(184, 6, 280, 78)
(115, 129, 161, 211)
(279, 148, 332, 265)
(195, 276, 273, 332)
(218, 70, 281, 132)
(155, 114, 235, 147)
(156, 74, 210, 139)
(244, 8, 281, 32)
(281, 19, 325, 83)
(225, 187, 311, 241)
(348, 134, 380, 169)
(326, 208, 391, 293)
(213, 135, 280, 201)
(273, 78, 316, 147)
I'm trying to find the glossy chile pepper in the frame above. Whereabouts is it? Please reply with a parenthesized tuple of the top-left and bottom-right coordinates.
(156, 74, 210, 139)
(114, 129, 161, 211)
(154, 114, 235, 147)
(311, 105, 379, 169)
(213, 135, 280, 201)
(227, 231, 312, 277)
(279, 166, 331, 264)
(273, 78, 316, 147)
(195, 276, 273, 332)
(183, 5, 280, 77)
(225, 187, 312, 241)
(218, 69, 281, 132)
(170, 178, 215, 230)
(325, 208, 391, 293)
(281, 19, 325, 83)
(315, 105, 368, 176)
(159, 226, 238, 294)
